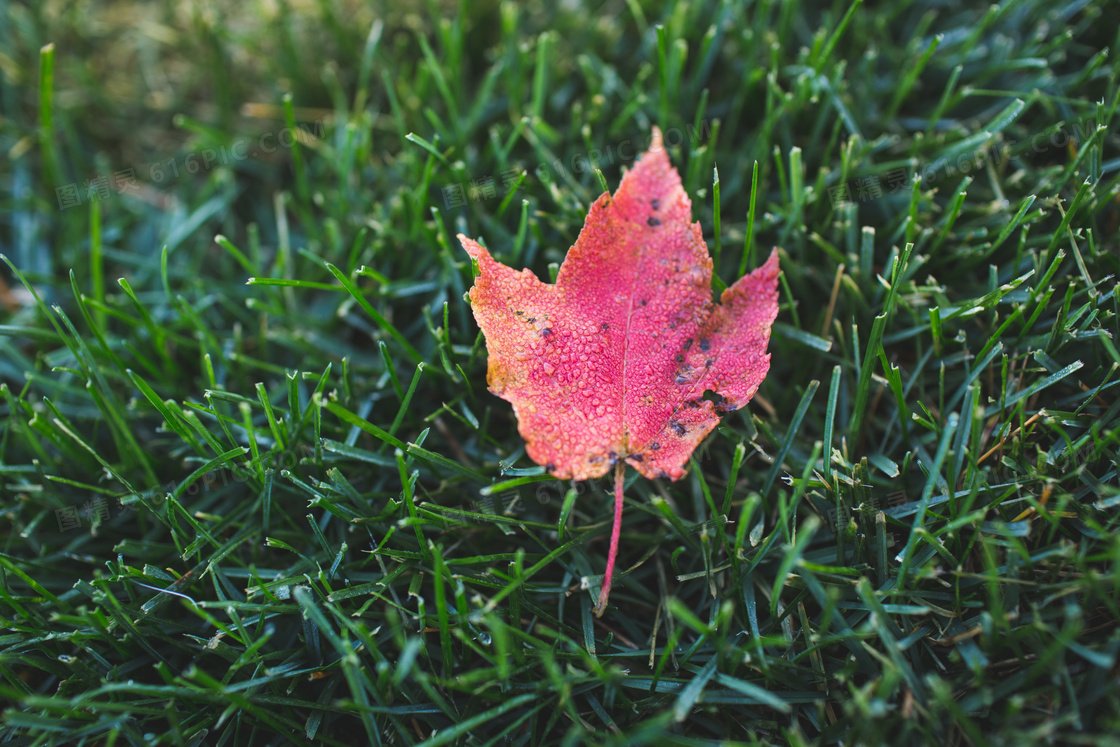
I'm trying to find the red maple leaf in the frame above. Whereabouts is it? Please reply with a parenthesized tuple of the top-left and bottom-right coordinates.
(460, 127, 779, 615)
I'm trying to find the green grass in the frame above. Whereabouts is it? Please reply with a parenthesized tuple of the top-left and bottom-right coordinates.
(1, 0, 1119, 744)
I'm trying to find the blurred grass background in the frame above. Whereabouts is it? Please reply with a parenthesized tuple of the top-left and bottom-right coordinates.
(1, 0, 1119, 744)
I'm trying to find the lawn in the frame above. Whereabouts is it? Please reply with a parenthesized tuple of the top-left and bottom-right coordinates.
(1, 0, 1119, 744)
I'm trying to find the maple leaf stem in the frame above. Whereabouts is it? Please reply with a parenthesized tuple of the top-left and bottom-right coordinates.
(595, 462, 626, 617)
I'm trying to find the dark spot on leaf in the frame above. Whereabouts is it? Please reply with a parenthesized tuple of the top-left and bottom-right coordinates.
(705, 358, 713, 368)
(545, 462, 556, 472)
(630, 454, 644, 462)
(671, 421, 686, 436)
(651, 199, 660, 210)
(640, 299, 648, 306)
(683, 338, 693, 350)
(650, 442, 660, 450)
(527, 317, 536, 323)
(685, 400, 700, 408)
(675, 375, 688, 384)
(541, 327, 552, 336)
(647, 216, 661, 227)
(699, 339, 711, 351)
(675, 354, 684, 362)
(712, 394, 737, 414)
(601, 323, 610, 331)
(608, 451, 619, 466)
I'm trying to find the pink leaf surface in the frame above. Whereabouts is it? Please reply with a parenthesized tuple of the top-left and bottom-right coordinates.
(460, 127, 780, 613)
